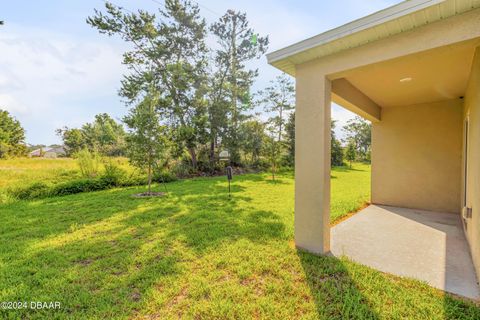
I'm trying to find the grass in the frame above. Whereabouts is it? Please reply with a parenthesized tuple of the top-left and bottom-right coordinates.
(0, 158, 80, 190)
(330, 163, 370, 223)
(0, 160, 478, 319)
(0, 157, 134, 190)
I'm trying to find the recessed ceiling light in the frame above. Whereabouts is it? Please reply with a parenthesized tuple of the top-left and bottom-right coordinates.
(400, 77, 413, 83)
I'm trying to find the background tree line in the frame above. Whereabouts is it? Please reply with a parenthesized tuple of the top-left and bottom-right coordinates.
(56, 113, 126, 157)
(1, 0, 372, 177)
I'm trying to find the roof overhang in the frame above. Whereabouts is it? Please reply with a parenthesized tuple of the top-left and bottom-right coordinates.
(267, 0, 479, 76)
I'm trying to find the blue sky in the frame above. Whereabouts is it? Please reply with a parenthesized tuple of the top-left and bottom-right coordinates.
(0, 0, 401, 145)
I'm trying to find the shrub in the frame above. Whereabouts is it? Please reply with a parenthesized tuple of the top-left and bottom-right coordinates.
(9, 182, 51, 200)
(75, 149, 101, 178)
(171, 161, 193, 178)
(4, 159, 180, 201)
(100, 160, 127, 187)
(0, 191, 15, 204)
(50, 179, 107, 197)
(250, 158, 270, 170)
(153, 170, 177, 183)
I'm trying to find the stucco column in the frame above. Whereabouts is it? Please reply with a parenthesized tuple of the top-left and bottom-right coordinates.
(295, 65, 331, 254)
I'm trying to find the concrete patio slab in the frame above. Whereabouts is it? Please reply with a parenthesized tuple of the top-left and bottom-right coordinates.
(331, 205, 480, 300)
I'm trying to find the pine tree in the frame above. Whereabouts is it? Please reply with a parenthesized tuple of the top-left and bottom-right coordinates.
(210, 10, 268, 164)
(88, 0, 209, 169)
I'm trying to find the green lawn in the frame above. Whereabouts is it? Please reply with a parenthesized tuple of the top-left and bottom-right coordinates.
(0, 163, 478, 319)
(0, 157, 134, 190)
(331, 163, 370, 222)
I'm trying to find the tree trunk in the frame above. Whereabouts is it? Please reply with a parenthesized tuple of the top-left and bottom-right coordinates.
(148, 163, 152, 193)
(272, 161, 276, 181)
(209, 137, 215, 165)
(278, 105, 283, 143)
(188, 147, 198, 170)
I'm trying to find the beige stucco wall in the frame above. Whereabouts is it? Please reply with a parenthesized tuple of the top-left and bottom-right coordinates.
(294, 64, 331, 254)
(371, 100, 463, 214)
(289, 9, 480, 256)
(464, 47, 480, 276)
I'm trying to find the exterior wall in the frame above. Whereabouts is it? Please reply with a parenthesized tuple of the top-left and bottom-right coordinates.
(372, 100, 463, 213)
(464, 47, 480, 276)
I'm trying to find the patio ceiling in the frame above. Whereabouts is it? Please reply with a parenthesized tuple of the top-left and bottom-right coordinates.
(334, 38, 480, 108)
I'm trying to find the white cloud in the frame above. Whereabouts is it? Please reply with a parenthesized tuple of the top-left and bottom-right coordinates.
(0, 0, 399, 144)
(0, 23, 127, 144)
(0, 93, 28, 114)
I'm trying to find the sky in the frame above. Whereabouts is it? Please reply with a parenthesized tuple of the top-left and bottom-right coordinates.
(0, 0, 402, 145)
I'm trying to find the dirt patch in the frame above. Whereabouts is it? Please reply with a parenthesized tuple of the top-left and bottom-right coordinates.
(76, 259, 93, 266)
(130, 289, 141, 302)
(132, 192, 166, 198)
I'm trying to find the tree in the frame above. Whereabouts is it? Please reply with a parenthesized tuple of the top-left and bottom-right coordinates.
(343, 116, 371, 162)
(82, 113, 126, 156)
(281, 112, 344, 168)
(210, 10, 268, 164)
(284, 112, 295, 166)
(259, 74, 294, 144)
(0, 109, 27, 158)
(56, 114, 125, 156)
(239, 120, 265, 165)
(123, 88, 168, 193)
(56, 128, 86, 156)
(264, 133, 281, 181)
(88, 0, 209, 170)
(259, 74, 294, 176)
(345, 141, 356, 168)
(331, 120, 344, 166)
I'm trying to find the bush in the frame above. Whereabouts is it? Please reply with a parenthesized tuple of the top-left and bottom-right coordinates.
(50, 179, 107, 197)
(100, 160, 127, 187)
(153, 170, 177, 183)
(0, 191, 15, 205)
(250, 158, 270, 170)
(5, 160, 181, 201)
(171, 161, 193, 178)
(75, 149, 101, 178)
(9, 182, 51, 200)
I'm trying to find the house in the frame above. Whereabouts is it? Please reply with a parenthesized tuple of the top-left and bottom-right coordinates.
(29, 148, 43, 157)
(44, 146, 66, 158)
(29, 146, 66, 158)
(268, 0, 480, 299)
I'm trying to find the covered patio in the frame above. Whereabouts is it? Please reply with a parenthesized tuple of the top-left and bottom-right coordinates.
(332, 205, 479, 299)
(267, 0, 480, 299)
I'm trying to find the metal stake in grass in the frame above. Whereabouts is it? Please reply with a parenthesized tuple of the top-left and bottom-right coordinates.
(219, 150, 232, 199)
(226, 166, 233, 199)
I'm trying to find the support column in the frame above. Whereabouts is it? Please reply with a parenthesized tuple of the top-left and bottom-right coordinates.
(295, 65, 331, 254)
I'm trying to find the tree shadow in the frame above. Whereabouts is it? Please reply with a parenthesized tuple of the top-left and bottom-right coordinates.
(0, 177, 287, 318)
(298, 250, 380, 319)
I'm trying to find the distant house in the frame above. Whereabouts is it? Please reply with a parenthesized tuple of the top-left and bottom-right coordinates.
(29, 146, 66, 158)
(44, 146, 66, 158)
(29, 148, 43, 157)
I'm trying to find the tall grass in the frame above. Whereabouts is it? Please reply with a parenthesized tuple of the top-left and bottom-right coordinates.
(75, 149, 101, 178)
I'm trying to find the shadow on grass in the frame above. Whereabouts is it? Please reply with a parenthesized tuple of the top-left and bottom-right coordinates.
(332, 166, 367, 172)
(298, 251, 380, 319)
(298, 249, 480, 319)
(0, 177, 287, 318)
